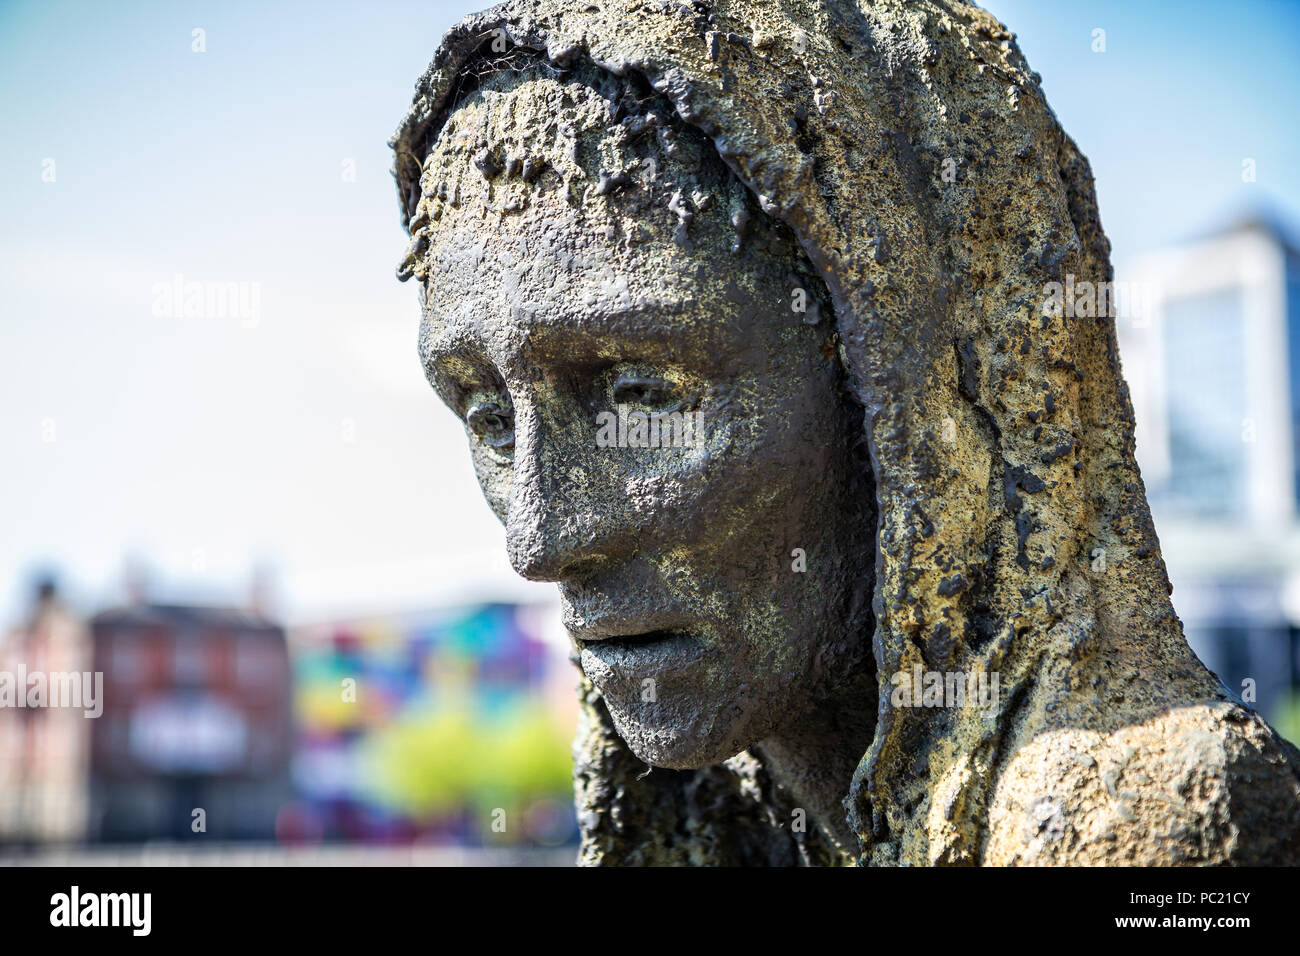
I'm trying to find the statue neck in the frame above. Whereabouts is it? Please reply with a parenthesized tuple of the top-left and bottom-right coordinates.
(755, 669, 876, 860)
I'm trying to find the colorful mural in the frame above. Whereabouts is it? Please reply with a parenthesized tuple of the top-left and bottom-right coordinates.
(287, 603, 577, 847)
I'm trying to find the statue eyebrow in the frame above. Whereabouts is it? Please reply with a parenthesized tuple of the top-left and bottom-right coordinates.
(549, 298, 735, 366)
(421, 295, 732, 372)
(558, 301, 681, 336)
(585, 297, 696, 325)
(419, 325, 488, 376)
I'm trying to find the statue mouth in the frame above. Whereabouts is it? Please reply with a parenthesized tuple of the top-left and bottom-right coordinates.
(563, 603, 692, 645)
(577, 630, 699, 669)
(580, 628, 682, 648)
(568, 607, 697, 658)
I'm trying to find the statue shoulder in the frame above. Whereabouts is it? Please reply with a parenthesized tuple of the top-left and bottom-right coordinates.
(983, 700, 1300, 865)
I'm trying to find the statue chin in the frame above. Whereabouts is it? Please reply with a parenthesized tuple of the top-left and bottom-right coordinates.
(603, 700, 752, 772)
(578, 637, 757, 770)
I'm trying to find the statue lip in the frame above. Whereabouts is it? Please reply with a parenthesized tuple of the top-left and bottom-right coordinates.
(582, 628, 681, 646)
(578, 630, 700, 666)
(566, 612, 690, 644)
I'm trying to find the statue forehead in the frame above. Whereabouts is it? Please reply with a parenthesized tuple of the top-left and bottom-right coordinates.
(417, 214, 784, 372)
(414, 65, 811, 352)
(418, 66, 653, 224)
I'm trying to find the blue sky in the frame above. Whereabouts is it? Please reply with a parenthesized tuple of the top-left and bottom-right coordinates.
(1, 0, 1297, 625)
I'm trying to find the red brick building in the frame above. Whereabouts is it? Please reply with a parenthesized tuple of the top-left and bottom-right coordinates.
(89, 604, 293, 841)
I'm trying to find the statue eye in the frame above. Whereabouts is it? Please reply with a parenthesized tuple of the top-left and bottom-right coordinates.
(466, 400, 515, 451)
(613, 374, 680, 411)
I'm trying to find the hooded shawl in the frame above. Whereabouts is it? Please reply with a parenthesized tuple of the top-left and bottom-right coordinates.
(392, 0, 1300, 865)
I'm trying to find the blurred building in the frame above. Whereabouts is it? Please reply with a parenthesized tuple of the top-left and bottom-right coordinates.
(1119, 213, 1300, 729)
(0, 580, 92, 845)
(87, 603, 293, 842)
(288, 602, 577, 847)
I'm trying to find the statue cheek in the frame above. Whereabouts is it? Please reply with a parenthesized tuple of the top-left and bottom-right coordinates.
(469, 446, 513, 522)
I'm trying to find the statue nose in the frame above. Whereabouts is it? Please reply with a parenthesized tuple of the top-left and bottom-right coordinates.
(505, 408, 625, 582)
(506, 503, 609, 582)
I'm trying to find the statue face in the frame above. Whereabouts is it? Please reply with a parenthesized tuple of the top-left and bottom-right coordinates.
(418, 81, 875, 769)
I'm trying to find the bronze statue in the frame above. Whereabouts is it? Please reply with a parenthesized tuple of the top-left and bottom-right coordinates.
(392, 0, 1300, 864)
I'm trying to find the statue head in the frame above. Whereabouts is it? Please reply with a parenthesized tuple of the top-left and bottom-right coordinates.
(410, 58, 876, 771)
(393, 0, 1300, 866)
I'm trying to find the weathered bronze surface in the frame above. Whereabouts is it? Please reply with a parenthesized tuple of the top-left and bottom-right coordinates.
(393, 0, 1300, 865)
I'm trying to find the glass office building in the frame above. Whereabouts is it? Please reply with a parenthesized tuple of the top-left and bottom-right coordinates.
(1119, 214, 1300, 738)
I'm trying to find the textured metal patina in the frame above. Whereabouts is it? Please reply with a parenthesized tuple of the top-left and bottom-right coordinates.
(393, 0, 1300, 865)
